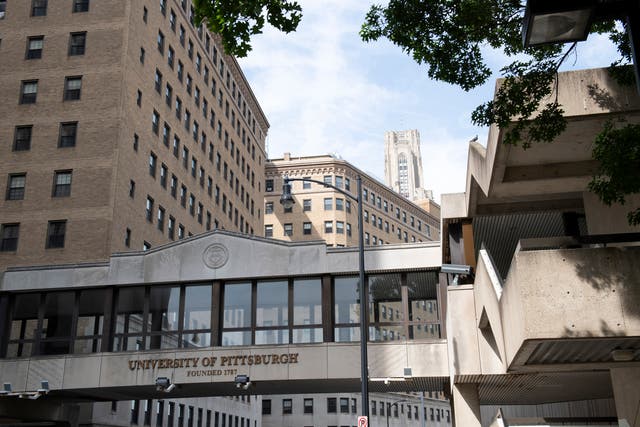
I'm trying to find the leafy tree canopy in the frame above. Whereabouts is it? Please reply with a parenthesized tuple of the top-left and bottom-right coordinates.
(193, 0, 639, 225)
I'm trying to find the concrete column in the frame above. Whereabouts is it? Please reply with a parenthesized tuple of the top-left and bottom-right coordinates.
(610, 367, 640, 427)
(452, 383, 481, 427)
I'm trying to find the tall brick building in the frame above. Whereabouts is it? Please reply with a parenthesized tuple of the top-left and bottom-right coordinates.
(264, 153, 440, 246)
(0, 0, 269, 272)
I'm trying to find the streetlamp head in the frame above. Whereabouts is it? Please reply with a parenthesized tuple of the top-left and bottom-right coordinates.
(280, 178, 295, 209)
(522, 0, 594, 47)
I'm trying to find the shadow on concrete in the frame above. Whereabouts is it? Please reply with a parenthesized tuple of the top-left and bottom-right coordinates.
(587, 84, 623, 111)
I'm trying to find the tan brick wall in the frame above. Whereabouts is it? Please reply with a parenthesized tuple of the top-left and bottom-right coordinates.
(0, 0, 268, 271)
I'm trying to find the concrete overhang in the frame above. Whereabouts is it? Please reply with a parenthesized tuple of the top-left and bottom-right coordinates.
(500, 244, 640, 372)
(443, 67, 640, 222)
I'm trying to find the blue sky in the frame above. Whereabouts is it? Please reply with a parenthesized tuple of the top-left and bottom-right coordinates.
(238, 0, 621, 202)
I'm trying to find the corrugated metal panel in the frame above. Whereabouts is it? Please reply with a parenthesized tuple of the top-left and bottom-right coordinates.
(526, 338, 640, 365)
(473, 212, 567, 280)
(454, 371, 613, 405)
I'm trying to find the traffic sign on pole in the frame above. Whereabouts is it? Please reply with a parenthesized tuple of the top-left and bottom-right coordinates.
(357, 416, 368, 427)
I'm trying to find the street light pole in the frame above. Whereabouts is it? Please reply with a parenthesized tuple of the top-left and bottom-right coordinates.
(280, 175, 369, 421)
(386, 399, 407, 427)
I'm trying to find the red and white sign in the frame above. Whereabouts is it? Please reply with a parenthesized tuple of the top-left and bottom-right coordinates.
(357, 416, 368, 427)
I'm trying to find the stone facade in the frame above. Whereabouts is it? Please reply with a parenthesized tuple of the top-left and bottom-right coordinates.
(384, 130, 429, 201)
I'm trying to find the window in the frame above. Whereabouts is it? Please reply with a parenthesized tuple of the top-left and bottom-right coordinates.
(303, 222, 312, 235)
(265, 202, 273, 214)
(46, 220, 66, 248)
(302, 178, 311, 189)
(303, 199, 311, 211)
(125, 228, 131, 247)
(69, 32, 86, 55)
(168, 216, 175, 239)
(20, 80, 38, 104)
(186, 74, 192, 94)
(157, 31, 165, 54)
(324, 198, 333, 210)
(7, 174, 26, 200)
(157, 206, 165, 231)
(149, 153, 157, 177)
(136, 90, 142, 106)
(283, 223, 293, 236)
(324, 221, 333, 233)
(187, 40, 193, 59)
(262, 400, 271, 415)
(73, 0, 89, 12)
(143, 6, 147, 22)
(327, 398, 337, 413)
(339, 398, 349, 413)
(345, 178, 351, 191)
(14, 125, 32, 151)
(351, 398, 357, 414)
(0, 224, 19, 252)
(303, 399, 313, 414)
(264, 224, 273, 238)
(167, 46, 175, 69)
(282, 399, 292, 415)
(170, 9, 176, 31)
(26, 36, 44, 59)
(170, 175, 177, 198)
(189, 194, 195, 216)
(163, 123, 171, 146)
(179, 25, 185, 46)
(152, 110, 160, 134)
(265, 179, 274, 192)
(346, 223, 352, 237)
(140, 47, 145, 63)
(336, 221, 344, 234)
(335, 198, 344, 211)
(155, 69, 162, 92)
(146, 196, 154, 221)
(53, 171, 72, 197)
(177, 61, 184, 82)
(64, 76, 82, 101)
(129, 180, 135, 198)
(31, 0, 47, 16)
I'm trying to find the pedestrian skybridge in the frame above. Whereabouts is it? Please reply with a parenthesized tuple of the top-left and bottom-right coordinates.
(0, 231, 448, 401)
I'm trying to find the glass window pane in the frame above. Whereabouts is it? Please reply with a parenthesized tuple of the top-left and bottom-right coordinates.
(223, 282, 251, 328)
(334, 276, 359, 324)
(77, 289, 106, 337)
(184, 285, 212, 330)
(183, 332, 211, 348)
(409, 323, 440, 339)
(149, 287, 180, 332)
(334, 326, 360, 343)
(43, 292, 75, 339)
(256, 280, 288, 327)
(293, 278, 322, 326)
(407, 271, 439, 322)
(368, 274, 403, 322)
(222, 331, 251, 346)
(255, 329, 288, 345)
(292, 327, 323, 344)
(116, 287, 145, 334)
(369, 325, 405, 342)
(11, 293, 40, 339)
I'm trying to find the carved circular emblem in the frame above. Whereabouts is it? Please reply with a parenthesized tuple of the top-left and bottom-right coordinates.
(203, 244, 229, 269)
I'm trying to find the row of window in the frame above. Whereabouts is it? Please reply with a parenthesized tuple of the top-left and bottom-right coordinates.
(261, 396, 450, 423)
(9, 0, 89, 18)
(11, 121, 77, 151)
(0, 220, 66, 252)
(17, 76, 83, 105)
(126, 398, 254, 427)
(265, 176, 433, 238)
(3, 271, 440, 357)
(24, 31, 86, 60)
(5, 170, 72, 201)
(265, 221, 351, 238)
(147, 106, 259, 221)
(148, 0, 263, 164)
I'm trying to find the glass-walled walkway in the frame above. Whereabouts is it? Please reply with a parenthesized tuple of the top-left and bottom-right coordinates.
(1, 270, 442, 358)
